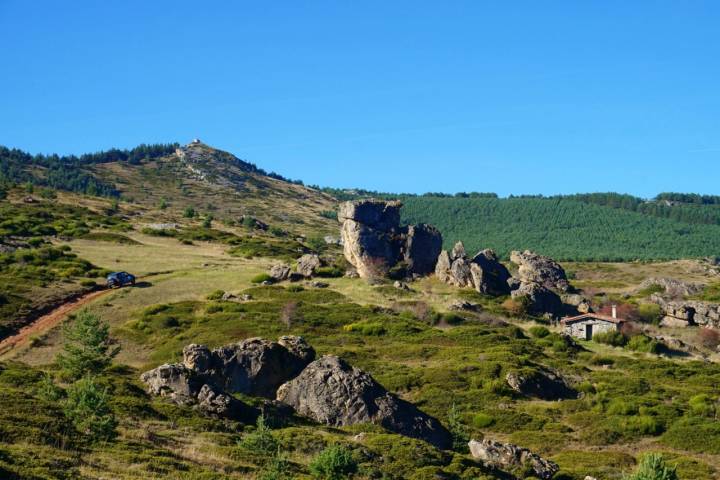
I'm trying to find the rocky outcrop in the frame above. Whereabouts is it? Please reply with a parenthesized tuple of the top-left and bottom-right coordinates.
(276, 355, 452, 449)
(638, 277, 703, 297)
(505, 368, 577, 400)
(468, 439, 559, 480)
(338, 199, 442, 279)
(650, 294, 720, 328)
(269, 264, 291, 282)
(184, 336, 316, 398)
(141, 336, 315, 421)
(511, 282, 563, 317)
(510, 250, 570, 292)
(435, 242, 511, 295)
(296, 253, 322, 278)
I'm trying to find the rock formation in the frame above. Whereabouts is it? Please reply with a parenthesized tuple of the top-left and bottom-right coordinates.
(650, 294, 720, 328)
(468, 438, 559, 480)
(506, 368, 577, 400)
(296, 253, 321, 278)
(338, 199, 442, 279)
(269, 264, 291, 282)
(510, 282, 563, 317)
(510, 250, 570, 292)
(435, 242, 511, 295)
(276, 355, 452, 449)
(140, 336, 315, 420)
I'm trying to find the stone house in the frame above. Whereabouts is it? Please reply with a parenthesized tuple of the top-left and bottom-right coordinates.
(561, 305, 625, 340)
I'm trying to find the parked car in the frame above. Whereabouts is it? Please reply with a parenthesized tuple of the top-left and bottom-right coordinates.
(106, 271, 136, 288)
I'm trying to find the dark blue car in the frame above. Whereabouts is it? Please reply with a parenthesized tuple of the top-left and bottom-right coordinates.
(106, 271, 136, 288)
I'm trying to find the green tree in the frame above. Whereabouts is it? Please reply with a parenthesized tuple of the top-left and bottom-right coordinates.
(237, 415, 278, 458)
(64, 376, 118, 442)
(309, 445, 357, 480)
(623, 454, 678, 480)
(202, 214, 213, 228)
(447, 403, 469, 453)
(159, 198, 168, 210)
(183, 206, 196, 218)
(56, 310, 118, 381)
(257, 453, 291, 480)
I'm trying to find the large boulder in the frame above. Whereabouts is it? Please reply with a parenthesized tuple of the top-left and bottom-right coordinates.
(435, 242, 511, 295)
(140, 363, 203, 404)
(296, 254, 322, 278)
(338, 199, 442, 279)
(468, 439, 559, 480)
(185, 336, 315, 398)
(511, 282, 563, 317)
(650, 294, 720, 328)
(510, 250, 569, 292)
(276, 355, 452, 449)
(505, 367, 577, 400)
(403, 224, 443, 275)
(269, 264, 291, 282)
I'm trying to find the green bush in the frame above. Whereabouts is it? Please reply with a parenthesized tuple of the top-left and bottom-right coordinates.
(343, 322, 386, 336)
(309, 445, 357, 480)
(623, 453, 678, 480)
(238, 416, 278, 458)
(252, 273, 274, 284)
(56, 310, 118, 381)
(183, 206, 196, 218)
(638, 303, 662, 324)
(315, 266, 344, 278)
(688, 394, 716, 417)
(472, 413, 495, 428)
(64, 376, 118, 442)
(593, 330, 628, 347)
(628, 335, 664, 354)
(529, 325, 550, 338)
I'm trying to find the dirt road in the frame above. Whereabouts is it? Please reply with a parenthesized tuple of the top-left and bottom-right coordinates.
(0, 289, 111, 357)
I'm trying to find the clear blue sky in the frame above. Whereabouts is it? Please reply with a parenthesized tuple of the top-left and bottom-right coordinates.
(1, 1, 719, 197)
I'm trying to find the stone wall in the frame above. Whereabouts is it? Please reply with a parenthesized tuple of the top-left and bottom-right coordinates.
(564, 319, 618, 339)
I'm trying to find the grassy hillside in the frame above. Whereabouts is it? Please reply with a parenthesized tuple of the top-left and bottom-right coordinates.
(400, 197, 720, 261)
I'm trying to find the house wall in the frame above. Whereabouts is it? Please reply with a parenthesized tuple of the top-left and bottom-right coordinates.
(564, 319, 618, 339)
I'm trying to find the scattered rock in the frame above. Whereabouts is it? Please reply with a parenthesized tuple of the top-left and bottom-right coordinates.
(296, 253, 322, 278)
(239, 215, 269, 231)
(324, 235, 342, 245)
(269, 264, 291, 282)
(338, 199, 442, 279)
(510, 250, 570, 292)
(276, 355, 452, 449)
(511, 282, 563, 317)
(310, 281, 329, 288)
(468, 439, 559, 480)
(506, 367, 577, 400)
(435, 242, 511, 295)
(240, 294, 253, 301)
(448, 300, 480, 312)
(221, 292, 237, 301)
(394, 280, 410, 291)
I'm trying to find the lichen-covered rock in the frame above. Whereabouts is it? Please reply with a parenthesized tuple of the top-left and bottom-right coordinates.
(276, 355, 452, 449)
(468, 438, 559, 480)
(511, 282, 563, 317)
(650, 294, 720, 328)
(139, 363, 203, 404)
(338, 199, 442, 279)
(510, 250, 569, 292)
(505, 367, 577, 400)
(269, 264, 291, 282)
(196, 383, 252, 420)
(296, 254, 322, 278)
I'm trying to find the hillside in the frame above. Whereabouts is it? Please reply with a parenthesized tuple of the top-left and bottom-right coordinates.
(399, 196, 720, 261)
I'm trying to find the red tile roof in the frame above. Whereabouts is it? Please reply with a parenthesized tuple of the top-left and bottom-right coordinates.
(560, 313, 625, 325)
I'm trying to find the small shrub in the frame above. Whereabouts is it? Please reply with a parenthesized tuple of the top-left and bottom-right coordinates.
(309, 445, 358, 480)
(64, 376, 118, 442)
(593, 330, 628, 347)
(529, 325, 550, 338)
(447, 404, 469, 453)
(343, 322, 386, 336)
(637, 303, 662, 324)
(252, 273, 273, 284)
(238, 415, 278, 458)
(688, 394, 716, 418)
(623, 453, 678, 480)
(628, 335, 664, 354)
(183, 206, 196, 218)
(206, 289, 225, 300)
(472, 412, 495, 428)
(257, 454, 292, 480)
